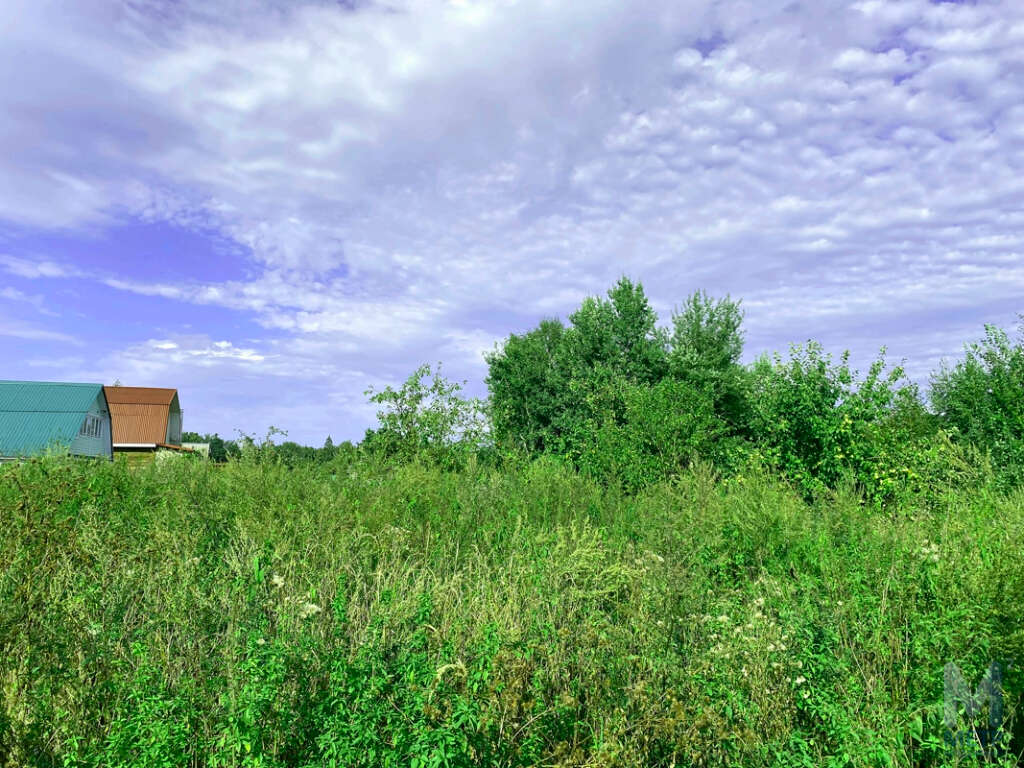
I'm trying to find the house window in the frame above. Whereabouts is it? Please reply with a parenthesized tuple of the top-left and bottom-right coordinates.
(80, 416, 101, 438)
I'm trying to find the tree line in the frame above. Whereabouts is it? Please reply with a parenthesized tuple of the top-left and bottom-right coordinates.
(198, 277, 1024, 505)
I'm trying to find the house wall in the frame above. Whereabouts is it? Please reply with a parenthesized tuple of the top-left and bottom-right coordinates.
(69, 392, 112, 459)
(166, 403, 182, 445)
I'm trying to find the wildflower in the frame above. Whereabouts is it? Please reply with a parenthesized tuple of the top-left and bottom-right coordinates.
(716, 614, 730, 623)
(256, 637, 266, 646)
(271, 573, 285, 589)
(802, 690, 810, 699)
(794, 676, 807, 685)
(299, 602, 321, 619)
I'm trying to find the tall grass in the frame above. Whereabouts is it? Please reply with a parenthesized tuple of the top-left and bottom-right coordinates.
(1, 454, 1022, 766)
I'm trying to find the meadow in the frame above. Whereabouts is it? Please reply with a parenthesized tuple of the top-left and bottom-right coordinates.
(3, 282, 1023, 766)
(1, 451, 1021, 767)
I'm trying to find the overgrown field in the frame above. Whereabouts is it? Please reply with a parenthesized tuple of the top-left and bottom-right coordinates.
(2, 454, 1022, 767)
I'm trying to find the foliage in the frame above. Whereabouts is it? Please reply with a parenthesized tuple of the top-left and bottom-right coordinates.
(181, 431, 240, 463)
(746, 343, 947, 505)
(364, 363, 488, 467)
(487, 279, 750, 488)
(667, 289, 749, 433)
(6, 278, 1024, 766)
(932, 322, 1024, 489)
(485, 319, 566, 455)
(570, 376, 727, 492)
(1, 455, 1021, 766)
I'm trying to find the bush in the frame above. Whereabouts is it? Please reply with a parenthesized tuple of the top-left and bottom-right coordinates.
(932, 322, 1024, 489)
(364, 363, 488, 468)
(747, 343, 951, 505)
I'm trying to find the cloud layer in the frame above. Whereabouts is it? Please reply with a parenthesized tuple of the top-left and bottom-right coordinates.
(1, 0, 1022, 442)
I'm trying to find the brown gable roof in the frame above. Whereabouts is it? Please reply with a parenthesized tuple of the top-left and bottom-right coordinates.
(103, 386, 177, 406)
(103, 386, 179, 444)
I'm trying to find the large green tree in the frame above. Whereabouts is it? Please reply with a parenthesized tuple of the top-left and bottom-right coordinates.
(486, 277, 746, 487)
(485, 319, 566, 454)
(667, 290, 748, 435)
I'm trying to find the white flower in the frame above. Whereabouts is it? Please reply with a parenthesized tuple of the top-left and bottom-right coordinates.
(271, 573, 285, 589)
(299, 602, 322, 619)
(256, 637, 266, 646)
(794, 676, 807, 685)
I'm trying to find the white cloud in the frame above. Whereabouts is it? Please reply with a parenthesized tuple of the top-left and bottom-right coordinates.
(0, 255, 86, 280)
(2, 0, 1024, 440)
(0, 317, 78, 344)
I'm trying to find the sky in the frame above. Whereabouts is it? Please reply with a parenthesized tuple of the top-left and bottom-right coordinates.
(1, 0, 1022, 445)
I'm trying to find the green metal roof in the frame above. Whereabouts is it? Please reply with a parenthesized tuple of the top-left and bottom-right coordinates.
(0, 380, 105, 457)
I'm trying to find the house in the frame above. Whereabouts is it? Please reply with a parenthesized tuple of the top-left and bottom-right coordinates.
(0, 380, 113, 461)
(103, 386, 185, 456)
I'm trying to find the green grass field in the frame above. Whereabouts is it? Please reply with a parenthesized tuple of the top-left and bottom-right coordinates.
(1, 454, 1021, 767)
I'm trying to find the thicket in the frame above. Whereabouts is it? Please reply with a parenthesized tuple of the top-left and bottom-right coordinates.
(484, 279, 1022, 501)
(2, 455, 1022, 767)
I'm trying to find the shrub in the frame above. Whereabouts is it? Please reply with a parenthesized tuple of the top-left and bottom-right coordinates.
(363, 363, 488, 468)
(932, 322, 1024, 489)
(747, 343, 949, 505)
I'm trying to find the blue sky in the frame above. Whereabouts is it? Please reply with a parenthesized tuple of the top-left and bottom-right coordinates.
(1, 0, 1022, 444)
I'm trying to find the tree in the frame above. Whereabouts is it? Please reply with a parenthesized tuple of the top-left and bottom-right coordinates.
(319, 435, 337, 463)
(747, 343, 933, 502)
(668, 290, 748, 434)
(485, 319, 566, 453)
(559, 277, 667, 386)
(931, 322, 1024, 487)
(364, 363, 487, 465)
(487, 277, 669, 458)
